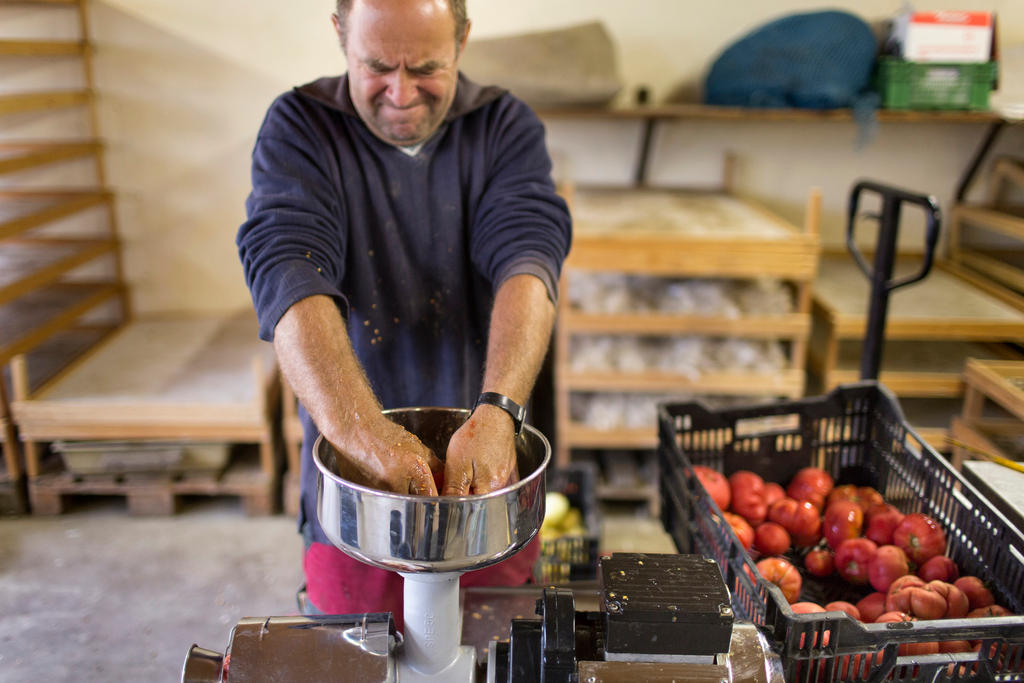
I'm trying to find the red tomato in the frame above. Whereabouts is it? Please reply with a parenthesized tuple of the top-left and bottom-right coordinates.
(786, 467, 833, 509)
(804, 548, 835, 577)
(886, 577, 946, 620)
(826, 485, 884, 513)
(729, 470, 765, 497)
(855, 592, 888, 622)
(824, 500, 864, 549)
(864, 505, 904, 546)
(762, 482, 786, 506)
(954, 577, 995, 611)
(967, 605, 1012, 618)
(732, 493, 768, 526)
(927, 580, 969, 618)
(917, 556, 959, 583)
(754, 522, 791, 556)
(693, 465, 731, 511)
(834, 538, 878, 585)
(723, 511, 755, 550)
(756, 557, 802, 603)
(825, 601, 861, 620)
(868, 544, 910, 593)
(892, 514, 946, 565)
(875, 612, 940, 655)
(768, 497, 822, 547)
(791, 601, 825, 614)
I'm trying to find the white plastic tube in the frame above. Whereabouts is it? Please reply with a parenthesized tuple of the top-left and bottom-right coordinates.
(400, 572, 463, 676)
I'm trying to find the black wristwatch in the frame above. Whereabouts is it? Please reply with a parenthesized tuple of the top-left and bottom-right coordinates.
(474, 391, 526, 436)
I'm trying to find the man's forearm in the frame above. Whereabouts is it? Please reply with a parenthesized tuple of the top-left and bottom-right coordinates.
(272, 295, 383, 452)
(480, 273, 557, 405)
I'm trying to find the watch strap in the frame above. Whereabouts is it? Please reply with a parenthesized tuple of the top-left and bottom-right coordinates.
(474, 391, 526, 436)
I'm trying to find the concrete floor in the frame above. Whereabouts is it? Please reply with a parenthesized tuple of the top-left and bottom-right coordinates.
(0, 498, 304, 683)
(0, 498, 674, 682)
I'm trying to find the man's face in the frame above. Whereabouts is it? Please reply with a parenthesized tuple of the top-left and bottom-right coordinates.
(338, 0, 468, 147)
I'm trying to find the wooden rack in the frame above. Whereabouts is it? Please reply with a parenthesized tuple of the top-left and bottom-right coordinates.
(809, 254, 1024, 447)
(10, 312, 281, 515)
(951, 359, 1024, 469)
(950, 156, 1024, 304)
(0, 0, 130, 511)
(555, 186, 820, 509)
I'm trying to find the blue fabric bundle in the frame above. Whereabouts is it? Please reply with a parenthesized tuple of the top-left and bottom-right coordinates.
(704, 10, 878, 109)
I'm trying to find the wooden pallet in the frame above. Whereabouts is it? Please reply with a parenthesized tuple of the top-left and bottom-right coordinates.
(28, 448, 274, 515)
(10, 311, 282, 514)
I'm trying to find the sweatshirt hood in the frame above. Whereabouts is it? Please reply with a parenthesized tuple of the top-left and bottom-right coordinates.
(294, 72, 507, 122)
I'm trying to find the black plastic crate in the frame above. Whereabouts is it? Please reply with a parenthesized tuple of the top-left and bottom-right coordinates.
(536, 462, 601, 584)
(658, 382, 1024, 682)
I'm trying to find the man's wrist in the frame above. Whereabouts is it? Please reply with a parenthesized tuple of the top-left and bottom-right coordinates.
(474, 391, 525, 436)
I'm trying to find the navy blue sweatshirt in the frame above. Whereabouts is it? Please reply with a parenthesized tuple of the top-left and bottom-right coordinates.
(237, 73, 571, 541)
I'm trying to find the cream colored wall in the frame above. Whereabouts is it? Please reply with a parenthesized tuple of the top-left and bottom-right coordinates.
(82, 0, 1024, 314)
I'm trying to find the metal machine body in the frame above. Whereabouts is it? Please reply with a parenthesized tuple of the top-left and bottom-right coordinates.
(183, 409, 782, 681)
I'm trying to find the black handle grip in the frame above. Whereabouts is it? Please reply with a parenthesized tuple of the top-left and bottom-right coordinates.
(846, 180, 941, 292)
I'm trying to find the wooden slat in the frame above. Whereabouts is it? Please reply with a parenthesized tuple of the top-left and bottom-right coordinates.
(0, 141, 101, 175)
(561, 369, 804, 396)
(958, 250, 1024, 295)
(536, 104, 1003, 124)
(964, 358, 1024, 423)
(0, 90, 90, 116)
(563, 423, 657, 449)
(562, 311, 810, 338)
(825, 370, 964, 398)
(0, 238, 116, 305)
(0, 40, 85, 57)
(814, 257, 1024, 339)
(0, 282, 119, 363)
(0, 190, 110, 240)
(0, 0, 80, 4)
(954, 204, 1024, 242)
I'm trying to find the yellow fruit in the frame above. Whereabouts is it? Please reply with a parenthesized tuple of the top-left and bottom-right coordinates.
(544, 492, 570, 527)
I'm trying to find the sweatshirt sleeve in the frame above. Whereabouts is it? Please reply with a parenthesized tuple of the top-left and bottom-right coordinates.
(468, 98, 572, 302)
(237, 93, 349, 341)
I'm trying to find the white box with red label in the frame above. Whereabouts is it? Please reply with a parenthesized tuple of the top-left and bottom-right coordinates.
(903, 11, 995, 63)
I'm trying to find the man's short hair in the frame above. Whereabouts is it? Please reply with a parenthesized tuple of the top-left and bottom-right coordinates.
(335, 0, 469, 52)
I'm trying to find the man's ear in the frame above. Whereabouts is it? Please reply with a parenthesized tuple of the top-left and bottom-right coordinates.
(331, 12, 346, 52)
(456, 19, 471, 59)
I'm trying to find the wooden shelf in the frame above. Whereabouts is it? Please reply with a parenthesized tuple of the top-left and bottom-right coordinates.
(0, 90, 91, 116)
(562, 310, 810, 338)
(955, 249, 1024, 296)
(562, 369, 805, 396)
(536, 103, 1004, 124)
(963, 359, 1024, 423)
(0, 238, 117, 305)
(0, 0, 80, 5)
(0, 281, 120, 363)
(812, 257, 1024, 341)
(0, 40, 85, 57)
(953, 203, 1024, 242)
(563, 423, 657, 450)
(555, 188, 820, 469)
(0, 141, 102, 175)
(813, 341, 1022, 398)
(0, 190, 111, 240)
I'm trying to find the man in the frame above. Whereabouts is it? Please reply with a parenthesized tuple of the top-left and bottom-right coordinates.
(237, 0, 571, 620)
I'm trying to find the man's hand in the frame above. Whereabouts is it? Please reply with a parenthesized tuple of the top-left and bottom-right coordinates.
(333, 416, 444, 496)
(443, 404, 518, 495)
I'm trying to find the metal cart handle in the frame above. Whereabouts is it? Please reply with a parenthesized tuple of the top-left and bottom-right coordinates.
(845, 180, 942, 381)
(846, 180, 941, 292)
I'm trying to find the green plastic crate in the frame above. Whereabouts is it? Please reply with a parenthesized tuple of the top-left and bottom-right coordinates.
(877, 57, 997, 110)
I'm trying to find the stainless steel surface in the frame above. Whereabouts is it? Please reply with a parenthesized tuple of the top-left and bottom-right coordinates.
(575, 622, 783, 683)
(218, 615, 398, 682)
(314, 407, 550, 573)
(180, 644, 224, 683)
